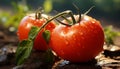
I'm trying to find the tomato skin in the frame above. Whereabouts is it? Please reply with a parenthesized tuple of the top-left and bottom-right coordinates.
(17, 14, 56, 51)
(49, 15, 104, 62)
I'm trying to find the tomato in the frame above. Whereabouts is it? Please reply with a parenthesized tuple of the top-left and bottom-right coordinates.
(17, 13, 56, 51)
(49, 15, 104, 62)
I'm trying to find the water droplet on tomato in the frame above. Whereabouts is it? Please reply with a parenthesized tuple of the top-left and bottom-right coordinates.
(72, 35, 75, 38)
(65, 41, 69, 45)
(72, 35, 77, 41)
(48, 25, 52, 28)
(73, 38, 77, 41)
(78, 32, 83, 36)
(80, 32, 83, 35)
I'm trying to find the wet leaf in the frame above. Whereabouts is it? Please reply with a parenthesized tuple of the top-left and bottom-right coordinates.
(28, 26, 40, 40)
(16, 40, 33, 65)
(16, 26, 40, 65)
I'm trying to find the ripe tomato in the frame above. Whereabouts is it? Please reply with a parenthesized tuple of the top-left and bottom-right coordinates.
(49, 15, 104, 62)
(17, 13, 56, 51)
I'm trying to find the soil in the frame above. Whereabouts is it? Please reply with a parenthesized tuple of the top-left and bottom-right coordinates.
(0, 24, 120, 69)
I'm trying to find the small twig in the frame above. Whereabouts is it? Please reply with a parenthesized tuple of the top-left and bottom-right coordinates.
(35, 7, 43, 19)
(84, 6, 95, 15)
(73, 3, 81, 23)
(61, 16, 72, 24)
(68, 10, 76, 24)
(55, 19, 72, 26)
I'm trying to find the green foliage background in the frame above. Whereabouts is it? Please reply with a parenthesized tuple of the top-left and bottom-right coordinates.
(0, 0, 120, 28)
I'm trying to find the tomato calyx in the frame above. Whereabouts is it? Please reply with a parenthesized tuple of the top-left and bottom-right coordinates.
(35, 8, 44, 19)
(54, 4, 81, 26)
(73, 4, 81, 23)
(55, 10, 77, 26)
(35, 11, 41, 19)
(55, 6, 95, 27)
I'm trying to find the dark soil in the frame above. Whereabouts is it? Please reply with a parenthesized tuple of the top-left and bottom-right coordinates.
(0, 24, 120, 69)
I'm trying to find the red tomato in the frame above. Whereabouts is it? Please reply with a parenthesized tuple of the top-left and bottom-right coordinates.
(49, 15, 104, 62)
(17, 14, 56, 51)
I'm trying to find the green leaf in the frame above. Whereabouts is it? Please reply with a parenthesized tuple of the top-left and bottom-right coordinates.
(44, 49, 54, 64)
(15, 40, 33, 65)
(16, 26, 41, 65)
(28, 26, 40, 40)
(42, 30, 50, 43)
(43, 0, 53, 13)
(104, 26, 120, 46)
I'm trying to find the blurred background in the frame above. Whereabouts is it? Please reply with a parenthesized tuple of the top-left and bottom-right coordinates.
(0, 0, 120, 30)
(0, 1, 120, 68)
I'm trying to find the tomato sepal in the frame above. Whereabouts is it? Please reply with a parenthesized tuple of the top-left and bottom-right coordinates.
(42, 30, 50, 44)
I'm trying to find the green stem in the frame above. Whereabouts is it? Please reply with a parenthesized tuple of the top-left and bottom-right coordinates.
(73, 4, 81, 23)
(55, 19, 72, 26)
(84, 6, 95, 15)
(35, 11, 41, 19)
(68, 10, 76, 24)
(33, 10, 72, 39)
(35, 7, 43, 19)
(61, 15, 72, 24)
